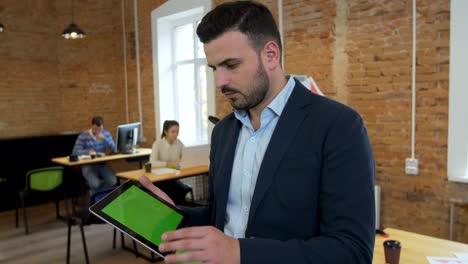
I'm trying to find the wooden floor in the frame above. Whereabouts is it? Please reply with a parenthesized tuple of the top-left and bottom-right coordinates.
(0, 201, 164, 264)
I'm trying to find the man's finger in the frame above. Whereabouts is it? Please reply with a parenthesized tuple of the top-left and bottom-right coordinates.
(138, 175, 175, 206)
(163, 226, 212, 241)
(139, 175, 157, 192)
(159, 238, 205, 253)
(164, 249, 205, 264)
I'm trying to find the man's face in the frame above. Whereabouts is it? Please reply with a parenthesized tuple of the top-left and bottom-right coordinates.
(204, 31, 269, 111)
(91, 124, 103, 136)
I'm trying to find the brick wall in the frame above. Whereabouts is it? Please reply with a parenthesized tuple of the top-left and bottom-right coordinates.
(282, 0, 468, 242)
(0, 0, 127, 139)
(121, 0, 165, 146)
(2, 0, 468, 243)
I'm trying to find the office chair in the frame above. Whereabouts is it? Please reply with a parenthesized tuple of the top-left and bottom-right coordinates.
(66, 185, 139, 264)
(67, 186, 113, 263)
(156, 180, 194, 205)
(179, 181, 194, 204)
(208, 115, 220, 125)
(15, 166, 65, 235)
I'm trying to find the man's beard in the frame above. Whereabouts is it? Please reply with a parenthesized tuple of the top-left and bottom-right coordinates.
(222, 61, 269, 111)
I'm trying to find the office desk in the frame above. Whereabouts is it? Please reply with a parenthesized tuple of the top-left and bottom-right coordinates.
(373, 228, 468, 263)
(51, 148, 151, 214)
(116, 165, 209, 182)
(51, 148, 151, 166)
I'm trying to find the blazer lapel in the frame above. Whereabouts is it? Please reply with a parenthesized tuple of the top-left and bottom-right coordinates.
(248, 82, 311, 225)
(213, 117, 241, 228)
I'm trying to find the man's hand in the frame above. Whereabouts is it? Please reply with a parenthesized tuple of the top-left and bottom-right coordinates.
(96, 133, 105, 140)
(160, 226, 240, 264)
(138, 175, 175, 207)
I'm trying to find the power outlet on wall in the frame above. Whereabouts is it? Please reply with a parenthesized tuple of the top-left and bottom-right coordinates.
(405, 158, 419, 175)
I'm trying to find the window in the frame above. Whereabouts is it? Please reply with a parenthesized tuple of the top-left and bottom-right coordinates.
(448, 0, 468, 182)
(173, 20, 209, 145)
(152, 0, 214, 146)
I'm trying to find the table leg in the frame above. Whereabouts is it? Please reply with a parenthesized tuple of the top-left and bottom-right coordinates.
(120, 231, 161, 262)
(450, 201, 454, 241)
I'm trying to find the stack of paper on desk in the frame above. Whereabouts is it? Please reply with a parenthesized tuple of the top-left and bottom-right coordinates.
(427, 253, 468, 264)
(78, 155, 91, 160)
(151, 168, 180, 176)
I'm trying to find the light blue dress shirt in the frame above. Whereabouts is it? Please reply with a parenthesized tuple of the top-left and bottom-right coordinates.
(224, 76, 296, 238)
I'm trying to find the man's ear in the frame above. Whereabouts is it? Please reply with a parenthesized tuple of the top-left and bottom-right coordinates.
(262, 40, 281, 70)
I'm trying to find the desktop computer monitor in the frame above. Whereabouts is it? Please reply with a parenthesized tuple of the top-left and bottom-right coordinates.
(116, 122, 141, 154)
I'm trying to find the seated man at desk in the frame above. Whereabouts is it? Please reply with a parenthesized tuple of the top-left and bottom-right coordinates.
(72, 116, 117, 194)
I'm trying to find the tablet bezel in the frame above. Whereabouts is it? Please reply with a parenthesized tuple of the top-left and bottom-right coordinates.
(89, 180, 190, 258)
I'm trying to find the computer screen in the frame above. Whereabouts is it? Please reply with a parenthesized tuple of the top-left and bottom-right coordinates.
(116, 122, 141, 154)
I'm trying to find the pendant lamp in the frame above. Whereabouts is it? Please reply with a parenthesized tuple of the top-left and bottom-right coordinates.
(62, 0, 85, 39)
(0, 23, 4, 33)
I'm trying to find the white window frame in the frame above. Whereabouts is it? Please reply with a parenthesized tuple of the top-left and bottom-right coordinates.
(151, 0, 214, 148)
(171, 15, 208, 144)
(448, 0, 468, 182)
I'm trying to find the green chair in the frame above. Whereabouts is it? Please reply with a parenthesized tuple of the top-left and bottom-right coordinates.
(15, 166, 65, 235)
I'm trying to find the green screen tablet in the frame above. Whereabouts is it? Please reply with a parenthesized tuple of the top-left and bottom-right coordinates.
(89, 180, 189, 258)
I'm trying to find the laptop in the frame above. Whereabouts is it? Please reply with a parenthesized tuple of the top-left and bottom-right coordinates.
(179, 145, 210, 168)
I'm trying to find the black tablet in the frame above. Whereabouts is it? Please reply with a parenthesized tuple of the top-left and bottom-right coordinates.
(89, 180, 189, 258)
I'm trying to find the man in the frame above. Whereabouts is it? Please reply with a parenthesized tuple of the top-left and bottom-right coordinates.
(140, 1, 375, 263)
(73, 116, 117, 194)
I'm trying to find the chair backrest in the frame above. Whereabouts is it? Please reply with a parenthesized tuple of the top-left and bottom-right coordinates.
(26, 166, 64, 191)
(208, 115, 220, 125)
(91, 185, 116, 204)
(78, 185, 117, 225)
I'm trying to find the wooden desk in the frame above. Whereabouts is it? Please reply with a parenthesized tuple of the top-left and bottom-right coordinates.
(116, 165, 209, 182)
(373, 228, 468, 263)
(51, 148, 151, 166)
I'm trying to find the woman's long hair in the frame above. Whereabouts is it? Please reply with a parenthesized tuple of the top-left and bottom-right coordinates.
(161, 120, 179, 139)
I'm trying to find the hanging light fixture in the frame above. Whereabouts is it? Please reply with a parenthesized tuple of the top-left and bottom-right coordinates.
(0, 22, 4, 33)
(62, 0, 85, 39)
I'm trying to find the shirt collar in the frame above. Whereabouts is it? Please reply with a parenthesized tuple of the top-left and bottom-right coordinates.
(88, 129, 96, 140)
(267, 75, 295, 116)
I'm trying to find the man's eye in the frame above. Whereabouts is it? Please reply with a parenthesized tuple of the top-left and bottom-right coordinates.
(226, 63, 238, 69)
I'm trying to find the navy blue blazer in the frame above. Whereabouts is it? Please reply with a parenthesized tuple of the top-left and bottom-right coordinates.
(184, 80, 375, 263)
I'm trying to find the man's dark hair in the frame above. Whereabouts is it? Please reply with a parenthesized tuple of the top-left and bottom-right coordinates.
(196, 1, 282, 55)
(161, 120, 179, 139)
(91, 116, 104, 126)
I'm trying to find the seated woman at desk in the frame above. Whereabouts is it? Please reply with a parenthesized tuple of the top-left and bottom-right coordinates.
(150, 120, 183, 169)
(150, 120, 192, 204)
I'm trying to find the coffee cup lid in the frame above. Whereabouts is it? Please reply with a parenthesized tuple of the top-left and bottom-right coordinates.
(383, 240, 401, 249)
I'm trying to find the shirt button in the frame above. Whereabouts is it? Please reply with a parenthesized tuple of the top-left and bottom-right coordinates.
(243, 207, 248, 212)
(250, 137, 255, 142)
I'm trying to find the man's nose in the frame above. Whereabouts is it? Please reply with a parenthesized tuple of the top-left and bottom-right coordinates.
(214, 69, 230, 89)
